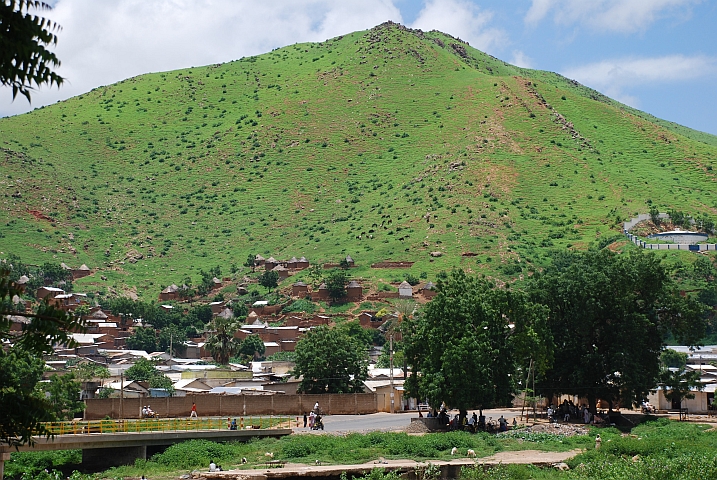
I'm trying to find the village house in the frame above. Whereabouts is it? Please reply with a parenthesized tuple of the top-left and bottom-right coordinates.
(71, 264, 91, 280)
(36, 286, 65, 300)
(272, 264, 290, 280)
(264, 257, 279, 271)
(99, 379, 149, 398)
(296, 256, 310, 269)
(398, 281, 413, 298)
(421, 282, 437, 299)
(359, 311, 386, 329)
(209, 301, 225, 315)
(52, 292, 89, 311)
(346, 280, 363, 301)
(291, 281, 309, 297)
(159, 284, 180, 301)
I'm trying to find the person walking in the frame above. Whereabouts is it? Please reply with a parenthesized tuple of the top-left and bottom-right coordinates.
(303, 412, 307, 428)
(190, 402, 198, 419)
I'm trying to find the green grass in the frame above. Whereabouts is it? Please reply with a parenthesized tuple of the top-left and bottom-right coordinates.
(7, 419, 717, 479)
(0, 23, 716, 299)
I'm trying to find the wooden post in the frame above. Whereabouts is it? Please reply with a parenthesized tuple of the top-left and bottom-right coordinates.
(0, 452, 11, 480)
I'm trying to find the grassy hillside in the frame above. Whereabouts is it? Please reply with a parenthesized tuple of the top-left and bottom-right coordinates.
(1, 22, 716, 299)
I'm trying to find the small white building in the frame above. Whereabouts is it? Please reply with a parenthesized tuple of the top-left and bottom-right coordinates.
(398, 281, 413, 298)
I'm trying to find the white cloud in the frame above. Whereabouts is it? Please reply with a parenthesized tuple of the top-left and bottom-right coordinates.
(562, 54, 716, 106)
(1, 0, 402, 117)
(410, 0, 506, 53)
(525, 0, 702, 33)
(510, 50, 533, 68)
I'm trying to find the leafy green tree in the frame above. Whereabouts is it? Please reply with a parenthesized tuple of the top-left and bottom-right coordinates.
(0, 0, 64, 101)
(205, 315, 242, 365)
(124, 358, 174, 394)
(376, 342, 404, 369)
(529, 249, 706, 413)
(232, 301, 248, 319)
(258, 270, 279, 289)
(306, 264, 323, 288)
(649, 205, 661, 226)
(0, 268, 86, 446)
(0, 348, 54, 446)
(661, 350, 688, 370)
(324, 268, 348, 301)
(266, 351, 296, 362)
(338, 320, 374, 348)
(659, 367, 703, 409)
(293, 325, 368, 393)
(404, 270, 550, 422)
(196, 269, 214, 297)
(125, 326, 157, 352)
(72, 362, 110, 383)
(158, 324, 187, 357)
(236, 334, 265, 363)
(186, 303, 213, 325)
(244, 253, 256, 272)
(178, 278, 196, 303)
(40, 373, 84, 420)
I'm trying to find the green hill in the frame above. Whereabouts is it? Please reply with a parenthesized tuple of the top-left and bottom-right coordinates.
(1, 22, 716, 299)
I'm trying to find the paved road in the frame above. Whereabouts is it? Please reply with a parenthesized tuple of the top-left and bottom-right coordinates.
(297, 408, 531, 433)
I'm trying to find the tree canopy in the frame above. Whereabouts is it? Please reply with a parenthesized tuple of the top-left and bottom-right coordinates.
(1, 0, 64, 101)
(258, 270, 279, 290)
(124, 358, 174, 393)
(404, 270, 550, 418)
(40, 372, 84, 421)
(0, 268, 86, 446)
(293, 325, 368, 394)
(324, 269, 348, 301)
(125, 326, 158, 352)
(529, 249, 706, 412)
(204, 315, 242, 365)
(233, 334, 265, 364)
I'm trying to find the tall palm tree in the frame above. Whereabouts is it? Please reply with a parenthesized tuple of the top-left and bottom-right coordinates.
(205, 314, 242, 365)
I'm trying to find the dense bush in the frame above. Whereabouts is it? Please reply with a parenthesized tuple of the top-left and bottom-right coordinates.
(6, 450, 81, 479)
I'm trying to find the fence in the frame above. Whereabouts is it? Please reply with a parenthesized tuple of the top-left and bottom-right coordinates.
(44, 416, 290, 435)
(84, 393, 378, 420)
(625, 232, 717, 251)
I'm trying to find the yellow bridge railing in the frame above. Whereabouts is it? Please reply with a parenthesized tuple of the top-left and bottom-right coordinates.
(43, 416, 291, 435)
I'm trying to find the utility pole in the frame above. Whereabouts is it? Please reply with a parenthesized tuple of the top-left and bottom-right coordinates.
(170, 333, 173, 363)
(389, 333, 394, 414)
(120, 371, 124, 420)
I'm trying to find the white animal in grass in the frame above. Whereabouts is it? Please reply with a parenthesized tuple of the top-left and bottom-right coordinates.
(466, 449, 476, 457)
(265, 452, 274, 459)
(451, 447, 458, 455)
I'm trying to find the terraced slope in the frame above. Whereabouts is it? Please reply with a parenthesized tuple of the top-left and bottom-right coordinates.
(1, 22, 715, 298)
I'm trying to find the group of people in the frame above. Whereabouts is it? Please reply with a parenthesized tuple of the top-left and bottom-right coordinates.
(302, 402, 323, 429)
(425, 407, 516, 433)
(141, 405, 156, 418)
(641, 401, 656, 414)
(209, 460, 223, 472)
(546, 400, 613, 425)
(226, 417, 238, 430)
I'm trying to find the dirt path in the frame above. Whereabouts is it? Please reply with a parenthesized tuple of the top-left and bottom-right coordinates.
(195, 450, 583, 478)
(479, 448, 583, 464)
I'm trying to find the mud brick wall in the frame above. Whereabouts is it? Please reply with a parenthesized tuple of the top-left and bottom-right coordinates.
(84, 394, 378, 419)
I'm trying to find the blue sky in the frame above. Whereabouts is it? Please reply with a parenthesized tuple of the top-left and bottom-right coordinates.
(2, 0, 716, 136)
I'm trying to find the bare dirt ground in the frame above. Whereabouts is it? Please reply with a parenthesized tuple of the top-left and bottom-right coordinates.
(192, 450, 584, 479)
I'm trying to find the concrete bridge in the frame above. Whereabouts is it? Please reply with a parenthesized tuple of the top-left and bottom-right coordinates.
(0, 418, 291, 478)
